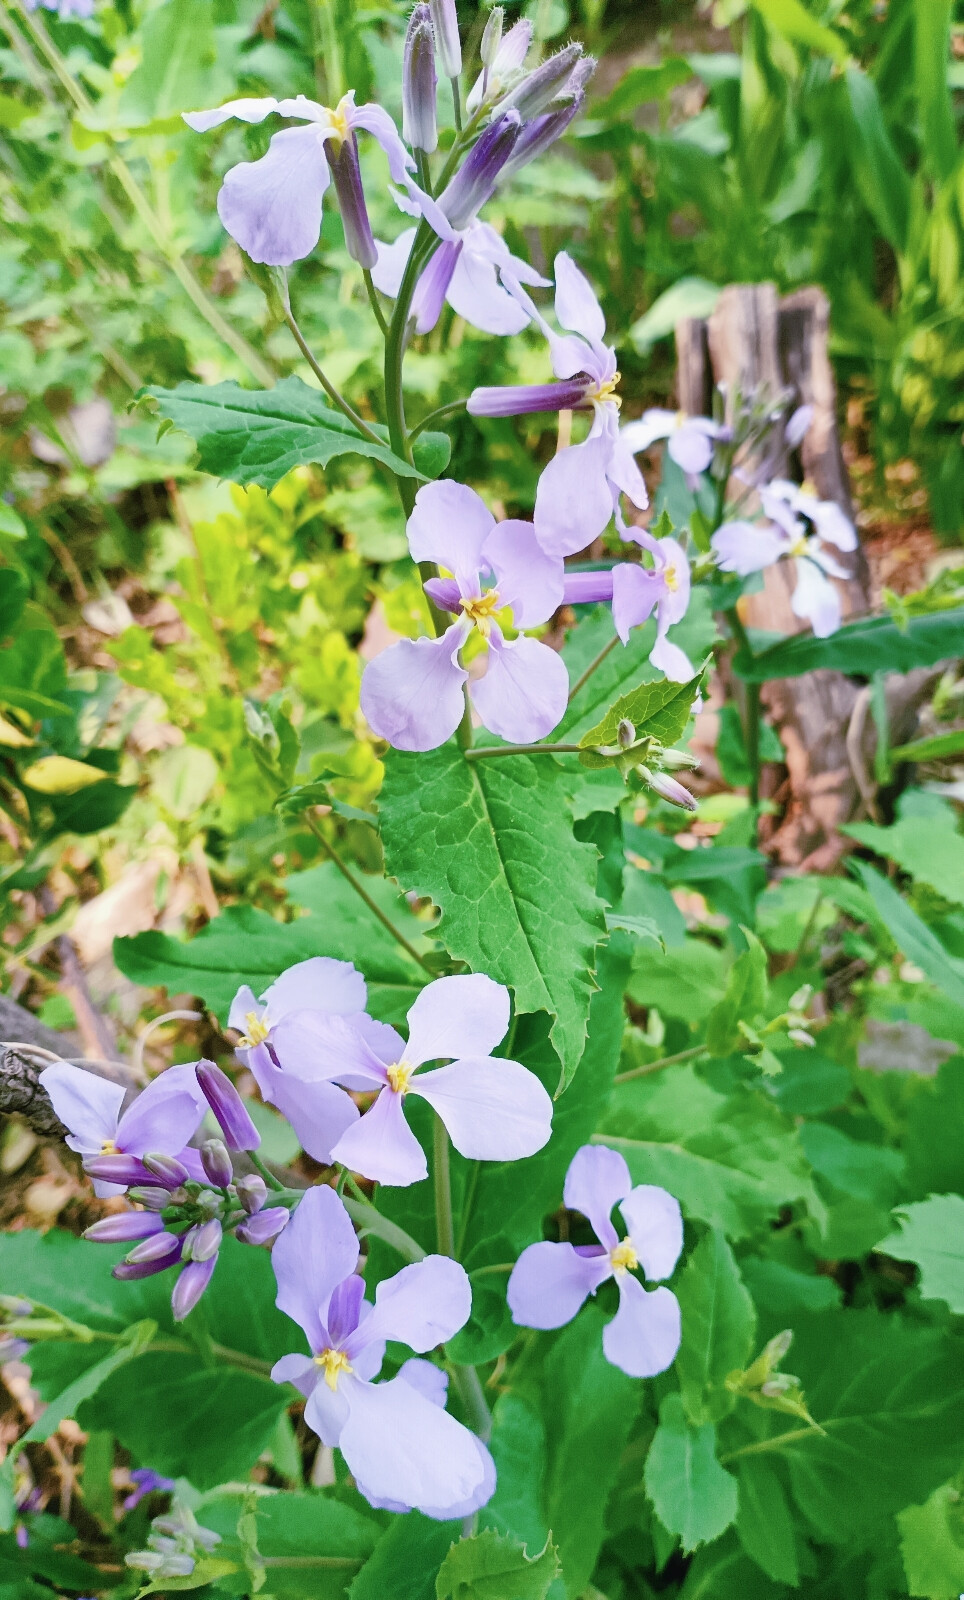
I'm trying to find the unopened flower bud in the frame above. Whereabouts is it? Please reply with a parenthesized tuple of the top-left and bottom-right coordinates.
(127, 1186, 175, 1212)
(236, 1206, 289, 1247)
(142, 1153, 191, 1189)
(481, 6, 504, 67)
(113, 1235, 183, 1280)
(429, 0, 461, 78)
(647, 770, 697, 811)
(787, 1028, 816, 1048)
(186, 1218, 222, 1263)
(161, 1555, 197, 1578)
(767, 1328, 793, 1363)
(788, 984, 813, 1013)
(438, 110, 521, 229)
(327, 135, 378, 270)
(126, 1551, 164, 1573)
(660, 747, 700, 771)
(404, 6, 438, 153)
(195, 1061, 261, 1153)
(200, 1139, 233, 1188)
(761, 1373, 796, 1397)
(84, 1212, 165, 1245)
(171, 1256, 217, 1322)
(83, 1154, 153, 1187)
(235, 1174, 267, 1215)
(126, 1231, 183, 1266)
(617, 719, 636, 749)
(502, 43, 582, 119)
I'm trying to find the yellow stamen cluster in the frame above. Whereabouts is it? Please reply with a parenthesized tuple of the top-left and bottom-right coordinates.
(238, 1011, 270, 1049)
(663, 565, 679, 593)
(592, 372, 622, 408)
(100, 1138, 119, 1155)
(789, 536, 809, 558)
(461, 588, 502, 639)
(610, 1239, 639, 1275)
(386, 1061, 414, 1096)
(328, 98, 351, 146)
(315, 1348, 354, 1391)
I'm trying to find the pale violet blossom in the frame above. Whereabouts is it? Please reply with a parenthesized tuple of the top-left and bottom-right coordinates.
(371, 220, 548, 337)
(712, 478, 857, 638)
(619, 408, 726, 477)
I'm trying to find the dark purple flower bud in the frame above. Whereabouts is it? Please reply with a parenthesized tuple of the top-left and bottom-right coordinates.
(171, 1256, 217, 1323)
(200, 1139, 233, 1188)
(125, 1231, 184, 1266)
(501, 43, 583, 119)
(122, 1468, 176, 1512)
(467, 375, 591, 418)
(648, 770, 697, 811)
(438, 111, 521, 229)
(423, 576, 462, 612)
(235, 1206, 290, 1247)
(561, 570, 615, 606)
(500, 93, 585, 180)
(404, 5, 438, 153)
(84, 1212, 166, 1244)
(186, 1218, 222, 1263)
(429, 0, 461, 78)
(195, 1061, 261, 1153)
(83, 1154, 153, 1187)
(327, 134, 378, 270)
(142, 1153, 191, 1189)
(235, 1174, 267, 1215)
(113, 1236, 183, 1280)
(127, 1186, 177, 1211)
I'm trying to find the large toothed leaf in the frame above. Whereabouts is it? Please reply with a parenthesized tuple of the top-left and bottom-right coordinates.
(140, 377, 450, 488)
(379, 745, 607, 1090)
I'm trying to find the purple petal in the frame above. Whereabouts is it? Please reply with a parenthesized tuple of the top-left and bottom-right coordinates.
(117, 1076, 205, 1160)
(553, 251, 606, 345)
(360, 626, 467, 752)
(270, 1011, 393, 1090)
(370, 228, 417, 299)
(483, 518, 564, 629)
(407, 481, 493, 590)
(711, 519, 786, 576)
(508, 1240, 611, 1329)
(326, 1274, 366, 1345)
(351, 1256, 471, 1355)
(40, 1063, 123, 1151)
(534, 433, 616, 556)
(349, 101, 416, 186)
(610, 563, 660, 644)
(412, 240, 462, 334)
(172, 1256, 217, 1322)
(785, 403, 813, 447)
(563, 1144, 632, 1253)
(799, 495, 857, 552)
(235, 1207, 289, 1246)
(471, 632, 569, 745)
(607, 432, 650, 513)
(218, 125, 332, 266)
(260, 957, 368, 1023)
(305, 1380, 351, 1447)
(272, 1185, 360, 1350)
(619, 410, 676, 454)
(396, 1358, 448, 1407)
(271, 1351, 318, 1398)
(403, 974, 508, 1068)
(228, 983, 261, 1035)
(330, 1088, 428, 1187)
(182, 96, 300, 133)
(463, 222, 550, 289)
(413, 1059, 552, 1162)
(667, 422, 715, 475)
(760, 484, 805, 540)
(649, 633, 695, 683)
(618, 1185, 683, 1282)
(601, 1276, 681, 1378)
(249, 1054, 359, 1165)
(423, 576, 462, 612)
(339, 1373, 492, 1517)
(652, 537, 691, 629)
(562, 570, 615, 606)
(445, 245, 530, 336)
(791, 557, 841, 637)
(467, 378, 590, 419)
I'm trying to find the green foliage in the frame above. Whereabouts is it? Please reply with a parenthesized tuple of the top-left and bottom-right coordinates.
(645, 1394, 739, 1553)
(675, 1229, 757, 1425)
(435, 1530, 560, 1599)
(734, 609, 964, 682)
(877, 1195, 964, 1314)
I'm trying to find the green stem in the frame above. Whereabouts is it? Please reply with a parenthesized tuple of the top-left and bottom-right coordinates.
(450, 75, 463, 132)
(363, 269, 389, 336)
(720, 1425, 824, 1464)
(262, 1557, 364, 1570)
(567, 633, 619, 704)
(464, 742, 583, 761)
(313, 0, 344, 100)
(409, 398, 468, 440)
(303, 812, 434, 974)
(282, 303, 384, 445)
(416, 147, 434, 196)
(450, 1364, 491, 1443)
(248, 1151, 286, 1193)
(725, 606, 761, 813)
(342, 1195, 427, 1263)
(433, 1116, 455, 1257)
(456, 686, 474, 752)
(612, 1043, 705, 1086)
(384, 220, 436, 503)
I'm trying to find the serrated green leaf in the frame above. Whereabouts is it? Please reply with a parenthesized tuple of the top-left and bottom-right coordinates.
(435, 1530, 560, 1599)
(379, 746, 606, 1089)
(578, 673, 703, 761)
(898, 1483, 964, 1600)
(877, 1194, 964, 1313)
(141, 377, 446, 488)
(704, 930, 769, 1056)
(645, 1394, 739, 1553)
(676, 1229, 757, 1424)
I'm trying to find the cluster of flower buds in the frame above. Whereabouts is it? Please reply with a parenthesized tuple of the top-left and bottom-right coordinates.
(582, 719, 699, 811)
(82, 1062, 289, 1322)
(725, 1329, 819, 1428)
(125, 1501, 221, 1581)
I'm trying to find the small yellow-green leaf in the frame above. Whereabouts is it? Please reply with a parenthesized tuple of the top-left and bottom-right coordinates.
(0, 714, 34, 748)
(21, 756, 110, 795)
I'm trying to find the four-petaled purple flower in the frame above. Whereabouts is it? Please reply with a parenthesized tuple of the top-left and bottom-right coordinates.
(271, 1185, 495, 1518)
(619, 409, 726, 478)
(712, 478, 857, 638)
(230, 957, 370, 1164)
(40, 1063, 205, 1197)
(468, 253, 648, 556)
(360, 480, 569, 751)
(612, 531, 695, 682)
(371, 220, 549, 337)
(182, 92, 451, 268)
(508, 1145, 683, 1376)
(271, 974, 553, 1187)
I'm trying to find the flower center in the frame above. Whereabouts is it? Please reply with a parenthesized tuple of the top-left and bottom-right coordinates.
(328, 98, 351, 147)
(315, 1348, 353, 1391)
(663, 564, 679, 593)
(610, 1238, 639, 1275)
(790, 536, 809, 558)
(386, 1061, 413, 1095)
(100, 1138, 119, 1155)
(238, 1010, 270, 1049)
(591, 371, 621, 408)
(460, 588, 501, 639)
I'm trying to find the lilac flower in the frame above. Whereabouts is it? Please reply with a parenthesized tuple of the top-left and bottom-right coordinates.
(507, 1145, 683, 1377)
(183, 92, 451, 268)
(468, 254, 648, 555)
(271, 974, 553, 1187)
(41, 1063, 206, 1198)
(360, 480, 568, 752)
(712, 478, 857, 638)
(195, 1061, 261, 1153)
(466, 18, 533, 114)
(371, 221, 549, 337)
(271, 1186, 494, 1517)
(784, 404, 814, 449)
(619, 409, 726, 477)
(230, 957, 369, 1164)
(25, 0, 94, 15)
(433, 112, 522, 231)
(123, 1469, 176, 1514)
(611, 532, 695, 682)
